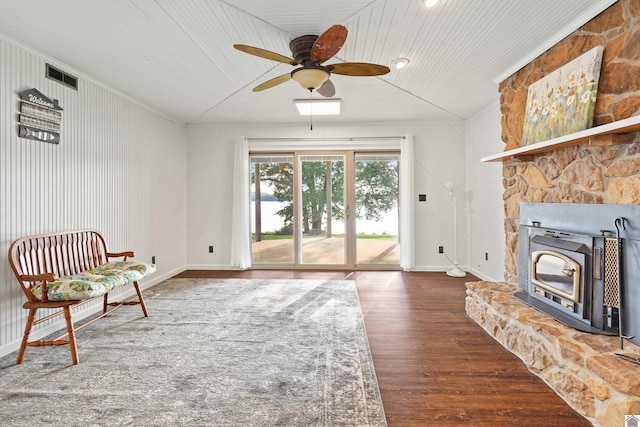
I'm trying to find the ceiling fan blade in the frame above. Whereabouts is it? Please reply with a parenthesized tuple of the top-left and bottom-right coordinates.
(311, 25, 348, 63)
(317, 79, 336, 97)
(234, 44, 298, 65)
(253, 73, 292, 92)
(330, 62, 391, 76)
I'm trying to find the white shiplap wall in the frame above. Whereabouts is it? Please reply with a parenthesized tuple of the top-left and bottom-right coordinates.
(187, 121, 467, 271)
(0, 38, 188, 358)
(465, 102, 505, 282)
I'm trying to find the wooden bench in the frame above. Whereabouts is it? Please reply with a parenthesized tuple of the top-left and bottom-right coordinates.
(8, 229, 156, 365)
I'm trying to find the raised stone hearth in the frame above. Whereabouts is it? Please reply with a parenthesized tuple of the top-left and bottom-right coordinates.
(466, 281, 640, 427)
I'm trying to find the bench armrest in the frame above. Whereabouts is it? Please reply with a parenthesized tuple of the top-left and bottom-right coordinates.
(20, 273, 55, 303)
(107, 251, 135, 261)
(20, 273, 55, 283)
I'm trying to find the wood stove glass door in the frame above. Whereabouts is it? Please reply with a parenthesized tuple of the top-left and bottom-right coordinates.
(531, 250, 581, 302)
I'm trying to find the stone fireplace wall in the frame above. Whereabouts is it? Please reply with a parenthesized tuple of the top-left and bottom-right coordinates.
(499, 0, 640, 286)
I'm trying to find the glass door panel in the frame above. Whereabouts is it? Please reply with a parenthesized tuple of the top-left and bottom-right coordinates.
(298, 154, 346, 265)
(355, 153, 400, 265)
(250, 155, 294, 265)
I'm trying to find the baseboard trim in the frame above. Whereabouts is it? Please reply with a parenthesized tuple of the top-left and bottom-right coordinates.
(410, 265, 465, 273)
(186, 264, 246, 271)
(467, 267, 502, 282)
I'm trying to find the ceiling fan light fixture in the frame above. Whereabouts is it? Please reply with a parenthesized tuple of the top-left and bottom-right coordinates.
(291, 67, 330, 91)
(294, 99, 341, 116)
(391, 58, 410, 69)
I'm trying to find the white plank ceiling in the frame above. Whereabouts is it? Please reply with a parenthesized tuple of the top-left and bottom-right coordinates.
(0, 0, 616, 125)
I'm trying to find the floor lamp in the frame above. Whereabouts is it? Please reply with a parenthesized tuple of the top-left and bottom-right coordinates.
(444, 182, 466, 277)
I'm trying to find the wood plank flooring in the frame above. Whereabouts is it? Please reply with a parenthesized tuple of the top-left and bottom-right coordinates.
(174, 270, 591, 426)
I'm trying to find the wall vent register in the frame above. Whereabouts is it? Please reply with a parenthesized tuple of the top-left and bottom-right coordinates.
(46, 63, 78, 90)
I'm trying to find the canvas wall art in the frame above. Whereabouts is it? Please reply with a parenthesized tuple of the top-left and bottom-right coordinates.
(521, 46, 604, 146)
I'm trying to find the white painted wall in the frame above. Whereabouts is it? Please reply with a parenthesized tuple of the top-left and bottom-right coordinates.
(0, 38, 188, 358)
(465, 102, 506, 282)
(187, 121, 467, 271)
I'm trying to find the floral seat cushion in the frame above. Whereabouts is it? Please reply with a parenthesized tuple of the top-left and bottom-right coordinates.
(31, 261, 156, 302)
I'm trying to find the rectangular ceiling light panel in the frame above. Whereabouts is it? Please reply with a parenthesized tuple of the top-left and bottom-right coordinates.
(294, 99, 341, 115)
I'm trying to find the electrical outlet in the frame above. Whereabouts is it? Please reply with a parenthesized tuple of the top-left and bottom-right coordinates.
(438, 246, 444, 254)
(209, 245, 214, 253)
(152, 256, 156, 264)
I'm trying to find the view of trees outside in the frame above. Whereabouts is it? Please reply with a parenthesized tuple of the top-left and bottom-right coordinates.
(354, 155, 399, 224)
(252, 160, 295, 236)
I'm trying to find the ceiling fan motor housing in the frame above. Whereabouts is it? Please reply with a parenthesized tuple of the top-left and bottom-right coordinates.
(236, 24, 388, 94)
(290, 35, 319, 64)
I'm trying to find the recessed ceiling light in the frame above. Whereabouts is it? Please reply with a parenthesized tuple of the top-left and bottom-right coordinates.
(294, 99, 341, 116)
(391, 58, 410, 69)
(418, 0, 438, 7)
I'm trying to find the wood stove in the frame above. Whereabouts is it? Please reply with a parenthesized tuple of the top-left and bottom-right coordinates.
(516, 224, 617, 335)
(516, 203, 640, 348)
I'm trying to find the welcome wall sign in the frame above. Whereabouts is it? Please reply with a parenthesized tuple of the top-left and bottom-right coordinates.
(18, 88, 63, 144)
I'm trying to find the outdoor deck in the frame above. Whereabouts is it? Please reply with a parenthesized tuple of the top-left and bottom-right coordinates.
(251, 236, 400, 265)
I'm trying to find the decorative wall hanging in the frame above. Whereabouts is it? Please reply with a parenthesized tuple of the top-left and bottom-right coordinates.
(521, 46, 603, 146)
(18, 88, 63, 144)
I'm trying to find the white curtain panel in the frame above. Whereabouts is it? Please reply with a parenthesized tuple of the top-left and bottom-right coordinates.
(399, 134, 415, 271)
(230, 137, 251, 269)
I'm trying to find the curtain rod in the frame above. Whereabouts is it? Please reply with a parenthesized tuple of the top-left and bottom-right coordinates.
(247, 136, 406, 143)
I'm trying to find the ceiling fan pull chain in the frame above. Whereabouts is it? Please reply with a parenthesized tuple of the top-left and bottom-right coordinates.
(309, 89, 313, 131)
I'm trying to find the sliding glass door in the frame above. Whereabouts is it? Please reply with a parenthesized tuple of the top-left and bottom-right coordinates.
(250, 151, 399, 269)
(298, 154, 348, 266)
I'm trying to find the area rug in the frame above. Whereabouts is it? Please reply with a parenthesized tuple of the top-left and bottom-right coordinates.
(0, 278, 386, 426)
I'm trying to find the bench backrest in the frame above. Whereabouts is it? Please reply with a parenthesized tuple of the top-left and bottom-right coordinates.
(8, 229, 109, 302)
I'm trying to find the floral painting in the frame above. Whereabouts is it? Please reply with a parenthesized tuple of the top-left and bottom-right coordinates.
(521, 46, 604, 146)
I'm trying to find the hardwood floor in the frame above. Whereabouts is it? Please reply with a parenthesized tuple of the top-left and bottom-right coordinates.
(174, 270, 591, 426)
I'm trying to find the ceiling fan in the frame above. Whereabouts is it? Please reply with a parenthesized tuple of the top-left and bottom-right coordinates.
(234, 25, 390, 97)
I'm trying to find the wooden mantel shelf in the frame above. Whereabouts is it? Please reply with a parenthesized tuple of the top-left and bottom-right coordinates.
(481, 115, 640, 162)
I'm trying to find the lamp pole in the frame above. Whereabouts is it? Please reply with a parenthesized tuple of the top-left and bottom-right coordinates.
(446, 184, 466, 278)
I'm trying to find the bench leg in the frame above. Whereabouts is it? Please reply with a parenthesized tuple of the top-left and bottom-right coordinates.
(63, 306, 79, 365)
(17, 308, 37, 364)
(103, 293, 109, 314)
(133, 281, 148, 317)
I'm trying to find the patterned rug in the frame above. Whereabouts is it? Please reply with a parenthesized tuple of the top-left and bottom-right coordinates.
(0, 278, 386, 426)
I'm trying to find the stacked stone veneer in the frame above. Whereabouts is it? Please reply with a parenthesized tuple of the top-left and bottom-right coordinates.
(464, 2, 640, 425)
(466, 281, 640, 427)
(499, 0, 640, 286)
